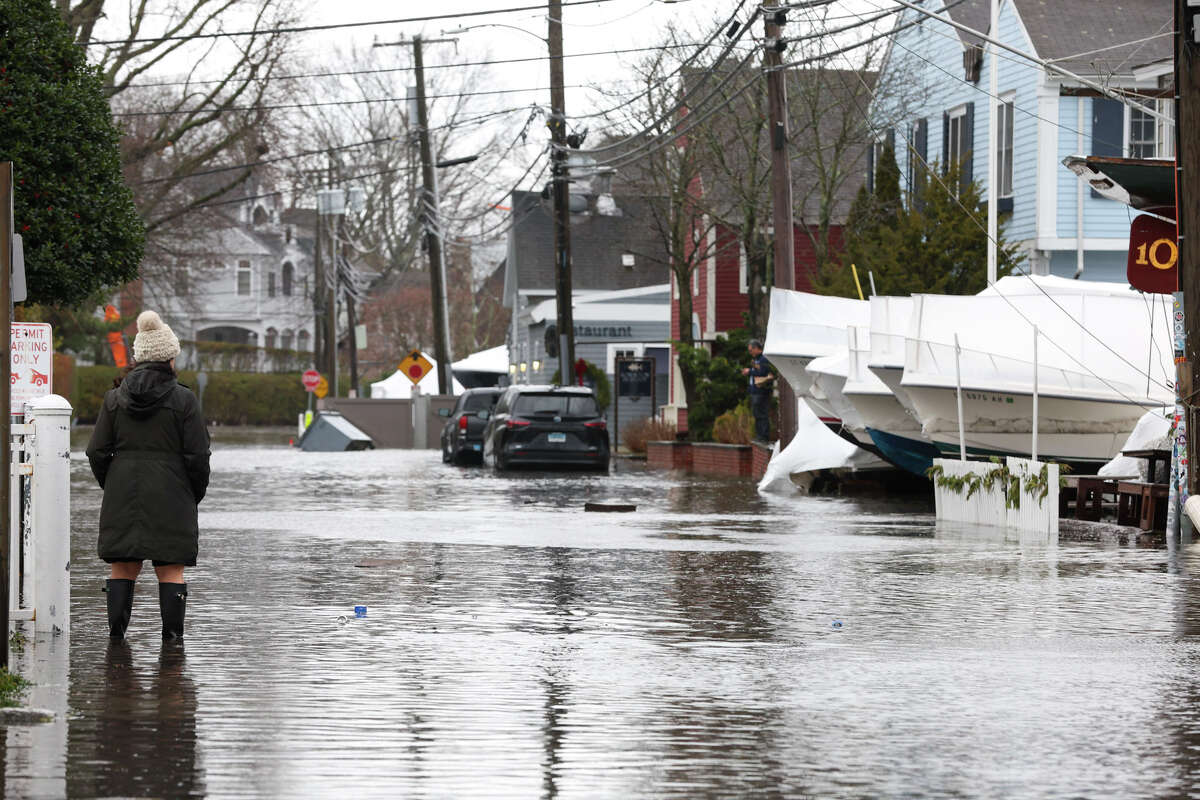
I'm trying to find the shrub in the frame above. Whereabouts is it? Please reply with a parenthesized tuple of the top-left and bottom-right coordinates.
(712, 401, 754, 445)
(72, 366, 308, 425)
(620, 417, 677, 454)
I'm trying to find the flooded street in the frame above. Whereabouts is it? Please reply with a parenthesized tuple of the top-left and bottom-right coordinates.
(9, 431, 1200, 797)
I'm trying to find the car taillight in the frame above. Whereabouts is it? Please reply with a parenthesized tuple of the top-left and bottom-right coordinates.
(459, 415, 468, 431)
(506, 419, 531, 429)
(585, 420, 606, 429)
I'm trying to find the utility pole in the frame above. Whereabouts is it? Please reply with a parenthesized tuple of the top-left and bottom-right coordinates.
(548, 0, 576, 376)
(764, 7, 796, 446)
(326, 155, 340, 397)
(414, 35, 454, 393)
(313, 185, 324, 373)
(1178, 1, 1200, 494)
(0, 163, 11, 669)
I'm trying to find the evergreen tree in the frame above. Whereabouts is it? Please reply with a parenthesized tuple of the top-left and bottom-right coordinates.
(0, 0, 144, 306)
(818, 153, 1023, 298)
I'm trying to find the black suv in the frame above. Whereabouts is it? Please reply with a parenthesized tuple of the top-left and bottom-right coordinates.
(483, 385, 609, 471)
(440, 388, 503, 465)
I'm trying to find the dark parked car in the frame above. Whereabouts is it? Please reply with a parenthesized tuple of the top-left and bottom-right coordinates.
(440, 388, 503, 465)
(483, 385, 610, 471)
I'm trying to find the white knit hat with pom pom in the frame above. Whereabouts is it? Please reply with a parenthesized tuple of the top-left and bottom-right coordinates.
(132, 310, 181, 363)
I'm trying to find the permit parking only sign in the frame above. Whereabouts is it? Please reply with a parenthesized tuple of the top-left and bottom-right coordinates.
(11, 322, 52, 416)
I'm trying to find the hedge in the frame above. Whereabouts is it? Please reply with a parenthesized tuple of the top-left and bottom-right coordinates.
(72, 366, 309, 426)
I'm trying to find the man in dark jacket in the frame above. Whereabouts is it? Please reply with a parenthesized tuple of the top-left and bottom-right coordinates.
(87, 310, 210, 640)
(741, 339, 773, 442)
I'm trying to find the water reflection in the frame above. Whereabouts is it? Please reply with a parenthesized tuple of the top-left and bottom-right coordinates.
(67, 641, 202, 797)
(47, 444, 1200, 798)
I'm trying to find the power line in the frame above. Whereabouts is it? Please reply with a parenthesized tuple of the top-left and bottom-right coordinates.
(112, 83, 608, 118)
(122, 42, 747, 89)
(85, 0, 622, 46)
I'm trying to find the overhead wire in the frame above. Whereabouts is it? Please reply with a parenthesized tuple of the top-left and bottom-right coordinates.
(85, 0, 622, 46)
(121, 42, 747, 90)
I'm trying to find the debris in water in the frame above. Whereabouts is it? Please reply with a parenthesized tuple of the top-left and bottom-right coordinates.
(354, 605, 367, 618)
(584, 502, 636, 512)
(831, 620, 843, 629)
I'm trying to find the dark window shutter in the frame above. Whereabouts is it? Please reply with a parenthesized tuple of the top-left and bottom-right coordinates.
(887, 127, 896, 152)
(942, 111, 950, 173)
(1091, 98, 1123, 156)
(914, 118, 928, 208)
(867, 140, 875, 193)
(961, 102, 975, 193)
(1091, 98, 1123, 198)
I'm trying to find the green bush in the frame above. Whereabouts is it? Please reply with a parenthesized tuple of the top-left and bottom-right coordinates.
(676, 327, 755, 442)
(712, 401, 754, 445)
(73, 366, 308, 425)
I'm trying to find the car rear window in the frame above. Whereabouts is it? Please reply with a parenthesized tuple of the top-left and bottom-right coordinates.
(461, 393, 498, 412)
(513, 393, 599, 418)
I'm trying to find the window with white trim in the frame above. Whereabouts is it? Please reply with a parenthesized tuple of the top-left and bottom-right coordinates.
(738, 241, 748, 294)
(1128, 98, 1174, 160)
(996, 99, 1014, 198)
(237, 260, 252, 296)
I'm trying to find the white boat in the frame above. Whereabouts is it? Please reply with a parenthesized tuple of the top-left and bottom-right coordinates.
(762, 288, 869, 425)
(900, 289, 1173, 465)
(806, 346, 874, 446)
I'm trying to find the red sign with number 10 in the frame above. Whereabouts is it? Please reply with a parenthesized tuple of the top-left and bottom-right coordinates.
(1127, 214, 1178, 294)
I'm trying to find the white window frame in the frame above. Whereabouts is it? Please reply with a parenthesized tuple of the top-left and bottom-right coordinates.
(237, 260, 252, 297)
(1126, 97, 1174, 160)
(996, 94, 1015, 199)
(738, 241, 748, 294)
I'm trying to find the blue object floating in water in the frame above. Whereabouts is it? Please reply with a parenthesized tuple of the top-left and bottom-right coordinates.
(354, 605, 367, 618)
(831, 620, 843, 629)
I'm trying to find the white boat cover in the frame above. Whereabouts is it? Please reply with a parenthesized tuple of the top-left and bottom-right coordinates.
(903, 291, 1174, 406)
(866, 296, 914, 370)
(370, 353, 466, 398)
(757, 399, 889, 493)
(844, 325, 890, 396)
(763, 288, 869, 359)
(1099, 406, 1174, 481)
(980, 274, 1134, 298)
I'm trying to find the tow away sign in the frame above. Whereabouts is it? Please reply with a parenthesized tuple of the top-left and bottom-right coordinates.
(11, 322, 52, 415)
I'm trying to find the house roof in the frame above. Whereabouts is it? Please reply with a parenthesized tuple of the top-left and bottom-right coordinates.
(504, 190, 671, 297)
(944, 0, 1172, 77)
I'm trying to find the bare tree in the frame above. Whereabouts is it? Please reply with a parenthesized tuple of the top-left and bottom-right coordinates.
(593, 30, 721, 414)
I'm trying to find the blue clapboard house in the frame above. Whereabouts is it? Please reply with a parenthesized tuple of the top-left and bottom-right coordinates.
(869, 0, 1172, 282)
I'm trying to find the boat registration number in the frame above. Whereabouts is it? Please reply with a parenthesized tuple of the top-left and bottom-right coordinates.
(547, 432, 567, 444)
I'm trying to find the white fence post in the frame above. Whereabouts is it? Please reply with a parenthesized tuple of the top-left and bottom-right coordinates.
(29, 394, 71, 634)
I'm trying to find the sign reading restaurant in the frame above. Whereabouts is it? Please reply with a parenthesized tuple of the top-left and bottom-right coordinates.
(573, 324, 632, 339)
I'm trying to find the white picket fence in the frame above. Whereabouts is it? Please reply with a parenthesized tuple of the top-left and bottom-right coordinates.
(933, 457, 1059, 534)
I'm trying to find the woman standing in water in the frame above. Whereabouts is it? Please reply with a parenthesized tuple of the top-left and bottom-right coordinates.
(86, 310, 211, 640)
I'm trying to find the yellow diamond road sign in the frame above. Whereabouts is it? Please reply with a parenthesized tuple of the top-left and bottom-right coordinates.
(398, 350, 433, 385)
(314, 376, 329, 399)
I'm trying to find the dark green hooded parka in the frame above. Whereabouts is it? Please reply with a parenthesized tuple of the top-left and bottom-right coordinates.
(86, 362, 211, 565)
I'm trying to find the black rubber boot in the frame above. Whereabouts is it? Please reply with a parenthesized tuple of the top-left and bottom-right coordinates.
(104, 579, 134, 639)
(158, 582, 187, 640)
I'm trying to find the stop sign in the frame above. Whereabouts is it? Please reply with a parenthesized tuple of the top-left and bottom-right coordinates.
(302, 369, 321, 391)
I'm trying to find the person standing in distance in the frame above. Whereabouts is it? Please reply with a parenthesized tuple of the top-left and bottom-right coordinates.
(86, 311, 211, 640)
(741, 338, 773, 443)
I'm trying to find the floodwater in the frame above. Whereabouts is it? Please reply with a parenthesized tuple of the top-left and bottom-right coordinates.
(8, 430, 1200, 798)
